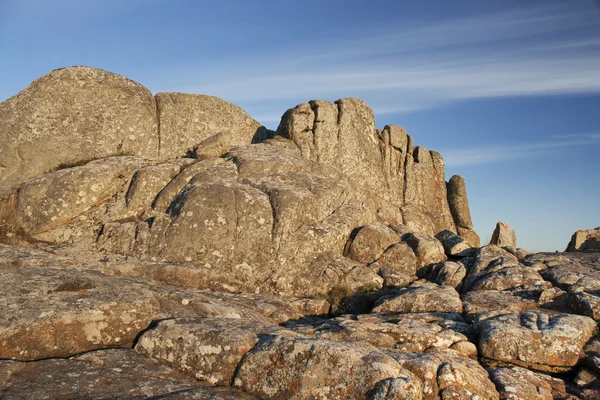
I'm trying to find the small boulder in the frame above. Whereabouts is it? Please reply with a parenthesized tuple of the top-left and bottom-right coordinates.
(418, 261, 466, 288)
(192, 131, 232, 160)
(401, 232, 446, 269)
(345, 224, 400, 264)
(372, 281, 462, 314)
(490, 221, 517, 248)
(434, 230, 473, 257)
(370, 242, 418, 287)
(477, 310, 597, 372)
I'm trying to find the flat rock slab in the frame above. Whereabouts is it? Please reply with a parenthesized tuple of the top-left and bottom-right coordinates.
(531, 252, 600, 320)
(461, 290, 539, 321)
(488, 366, 567, 400)
(135, 318, 300, 385)
(372, 281, 462, 314)
(0, 349, 204, 399)
(477, 310, 597, 372)
(463, 245, 549, 293)
(233, 335, 420, 400)
(0, 267, 162, 360)
(384, 350, 500, 400)
(286, 314, 476, 358)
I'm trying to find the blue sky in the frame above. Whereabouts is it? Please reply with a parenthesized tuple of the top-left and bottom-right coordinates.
(1, 0, 599, 251)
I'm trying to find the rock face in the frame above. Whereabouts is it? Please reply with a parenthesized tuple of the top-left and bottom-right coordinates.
(0, 66, 266, 188)
(8, 67, 600, 399)
(447, 175, 480, 247)
(567, 228, 600, 252)
(0, 66, 159, 187)
(491, 221, 517, 248)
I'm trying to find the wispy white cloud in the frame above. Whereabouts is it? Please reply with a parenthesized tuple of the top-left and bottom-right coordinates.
(442, 134, 600, 167)
(143, 1, 600, 117)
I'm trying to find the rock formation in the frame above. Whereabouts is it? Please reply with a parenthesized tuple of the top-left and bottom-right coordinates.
(1, 66, 599, 399)
(490, 221, 517, 248)
(567, 227, 600, 252)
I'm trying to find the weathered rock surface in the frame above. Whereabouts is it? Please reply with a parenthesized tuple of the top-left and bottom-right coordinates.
(0, 349, 256, 399)
(488, 366, 562, 400)
(135, 318, 298, 385)
(401, 232, 446, 269)
(0, 66, 159, 187)
(372, 281, 462, 314)
(155, 93, 264, 160)
(384, 350, 500, 400)
(418, 261, 467, 288)
(477, 309, 597, 372)
(0, 266, 162, 360)
(285, 313, 476, 358)
(491, 221, 517, 248)
(345, 223, 400, 264)
(14, 67, 591, 399)
(233, 335, 419, 399)
(567, 227, 600, 252)
(370, 242, 419, 287)
(462, 245, 549, 293)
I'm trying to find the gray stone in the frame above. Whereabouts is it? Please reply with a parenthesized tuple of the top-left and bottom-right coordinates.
(491, 221, 517, 248)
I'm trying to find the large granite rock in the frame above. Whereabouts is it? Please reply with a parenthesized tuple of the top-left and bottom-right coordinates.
(446, 175, 480, 247)
(477, 310, 597, 372)
(372, 281, 462, 314)
(0, 267, 162, 360)
(233, 335, 420, 399)
(384, 350, 500, 400)
(155, 93, 265, 159)
(135, 318, 298, 385)
(567, 228, 600, 252)
(0, 66, 159, 187)
(462, 245, 549, 293)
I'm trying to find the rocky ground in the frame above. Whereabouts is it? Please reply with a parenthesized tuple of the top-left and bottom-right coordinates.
(1, 66, 600, 399)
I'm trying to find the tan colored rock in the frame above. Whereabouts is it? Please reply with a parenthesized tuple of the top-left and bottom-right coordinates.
(135, 318, 298, 385)
(418, 261, 466, 288)
(446, 175, 473, 229)
(125, 159, 193, 217)
(462, 290, 538, 321)
(155, 92, 264, 159)
(457, 226, 481, 248)
(372, 281, 462, 314)
(370, 242, 419, 287)
(345, 223, 400, 264)
(233, 335, 419, 399)
(435, 229, 473, 257)
(567, 228, 600, 252)
(477, 310, 597, 371)
(491, 221, 517, 248)
(192, 131, 232, 160)
(289, 314, 476, 358)
(368, 377, 423, 400)
(16, 157, 147, 236)
(400, 204, 436, 237)
(0, 349, 208, 399)
(488, 366, 556, 400)
(384, 350, 500, 400)
(401, 232, 447, 268)
(462, 245, 549, 292)
(0, 66, 159, 187)
(0, 267, 161, 360)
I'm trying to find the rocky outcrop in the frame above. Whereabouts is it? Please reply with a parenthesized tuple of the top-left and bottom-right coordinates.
(13, 67, 600, 398)
(276, 100, 467, 236)
(0, 66, 266, 188)
(567, 227, 600, 252)
(447, 175, 480, 247)
(491, 221, 517, 248)
(155, 93, 265, 159)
